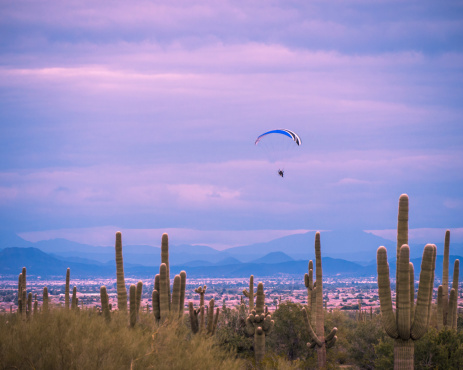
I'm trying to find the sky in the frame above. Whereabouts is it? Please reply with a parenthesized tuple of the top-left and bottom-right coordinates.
(1, 0, 462, 250)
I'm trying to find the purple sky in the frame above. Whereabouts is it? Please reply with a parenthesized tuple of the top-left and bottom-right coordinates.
(1, 1, 462, 249)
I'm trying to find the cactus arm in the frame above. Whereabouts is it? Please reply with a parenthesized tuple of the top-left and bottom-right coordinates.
(325, 327, 337, 342)
(409, 262, 415, 327)
(442, 230, 450, 325)
(452, 260, 459, 329)
(436, 285, 443, 330)
(396, 194, 409, 320)
(448, 288, 456, 329)
(307, 341, 317, 349)
(242, 289, 250, 298)
(179, 271, 186, 317)
(377, 246, 399, 339)
(326, 336, 337, 349)
(397, 245, 411, 340)
(426, 245, 437, 327)
(245, 315, 256, 335)
(115, 231, 128, 311)
(159, 263, 170, 320)
(161, 233, 171, 309)
(302, 307, 322, 347)
(410, 244, 435, 340)
(255, 282, 265, 315)
(248, 275, 255, 311)
(172, 275, 181, 315)
(129, 284, 136, 327)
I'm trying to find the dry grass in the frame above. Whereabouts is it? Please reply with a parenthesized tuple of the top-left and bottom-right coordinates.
(0, 309, 246, 370)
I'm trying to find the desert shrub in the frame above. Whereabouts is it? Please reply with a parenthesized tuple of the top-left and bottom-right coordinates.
(0, 309, 245, 370)
(345, 315, 388, 369)
(214, 306, 253, 359)
(266, 301, 312, 361)
(415, 327, 463, 369)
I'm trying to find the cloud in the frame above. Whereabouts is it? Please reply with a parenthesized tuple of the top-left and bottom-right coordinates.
(0, 0, 462, 237)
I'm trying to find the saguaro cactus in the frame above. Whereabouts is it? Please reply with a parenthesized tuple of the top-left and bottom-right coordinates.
(245, 282, 274, 363)
(437, 230, 459, 330)
(136, 281, 143, 315)
(151, 234, 187, 321)
(302, 232, 337, 368)
(189, 302, 200, 334)
(43, 287, 49, 312)
(65, 268, 70, 309)
(194, 285, 207, 331)
(100, 286, 111, 321)
(129, 284, 137, 327)
(34, 294, 38, 314)
(18, 273, 23, 314)
(27, 293, 32, 317)
(115, 231, 128, 311)
(377, 194, 437, 369)
(71, 286, 77, 310)
(206, 298, 220, 335)
(243, 275, 255, 313)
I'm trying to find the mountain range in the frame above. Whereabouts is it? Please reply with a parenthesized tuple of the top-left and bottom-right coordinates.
(0, 230, 461, 279)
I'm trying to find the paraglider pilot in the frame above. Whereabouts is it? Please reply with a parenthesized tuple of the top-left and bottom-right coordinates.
(278, 169, 284, 178)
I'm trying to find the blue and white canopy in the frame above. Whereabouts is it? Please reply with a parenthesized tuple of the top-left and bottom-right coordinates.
(255, 129, 302, 146)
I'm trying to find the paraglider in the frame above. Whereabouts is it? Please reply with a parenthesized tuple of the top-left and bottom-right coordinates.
(255, 129, 301, 177)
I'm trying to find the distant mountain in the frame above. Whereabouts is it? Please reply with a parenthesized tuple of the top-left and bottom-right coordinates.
(0, 247, 116, 277)
(223, 230, 396, 262)
(0, 231, 32, 248)
(0, 246, 375, 279)
(251, 252, 294, 264)
(169, 257, 367, 278)
(214, 257, 242, 266)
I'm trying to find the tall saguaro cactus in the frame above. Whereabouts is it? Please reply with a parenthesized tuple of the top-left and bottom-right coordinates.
(245, 282, 274, 363)
(377, 194, 437, 369)
(115, 231, 128, 311)
(243, 275, 255, 313)
(302, 232, 337, 368)
(437, 230, 459, 330)
(65, 268, 70, 309)
(151, 233, 187, 322)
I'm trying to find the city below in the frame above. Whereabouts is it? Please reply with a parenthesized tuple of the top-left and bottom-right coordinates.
(2, 276, 461, 315)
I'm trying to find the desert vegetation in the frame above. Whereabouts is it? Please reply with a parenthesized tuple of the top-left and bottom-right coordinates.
(2, 194, 462, 369)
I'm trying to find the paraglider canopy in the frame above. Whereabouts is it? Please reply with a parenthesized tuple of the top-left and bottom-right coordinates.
(255, 129, 302, 146)
(255, 129, 302, 177)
